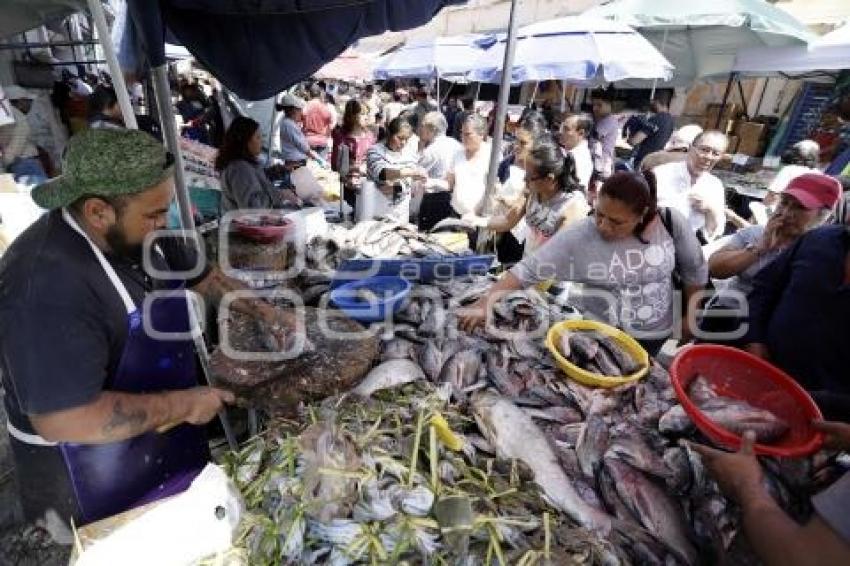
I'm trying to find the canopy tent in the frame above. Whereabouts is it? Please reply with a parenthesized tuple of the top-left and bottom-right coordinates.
(372, 34, 490, 80)
(0, 0, 86, 39)
(583, 0, 815, 87)
(466, 16, 673, 85)
(733, 44, 849, 75)
(314, 49, 373, 82)
(118, 0, 465, 101)
(811, 21, 850, 49)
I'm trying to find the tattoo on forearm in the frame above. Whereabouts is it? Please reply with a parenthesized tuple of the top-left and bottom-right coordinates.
(103, 398, 149, 438)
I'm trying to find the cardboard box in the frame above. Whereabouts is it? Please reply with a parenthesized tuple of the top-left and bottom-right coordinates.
(726, 135, 739, 154)
(705, 102, 742, 131)
(737, 122, 767, 156)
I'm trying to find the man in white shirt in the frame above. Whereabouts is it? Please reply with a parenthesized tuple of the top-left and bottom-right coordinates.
(590, 89, 619, 177)
(448, 114, 491, 218)
(652, 130, 728, 242)
(560, 112, 594, 191)
(414, 111, 462, 226)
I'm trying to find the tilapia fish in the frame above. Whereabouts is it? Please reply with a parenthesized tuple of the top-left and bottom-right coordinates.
(470, 390, 613, 534)
(688, 376, 789, 442)
(558, 330, 643, 377)
(352, 359, 425, 397)
(603, 457, 698, 565)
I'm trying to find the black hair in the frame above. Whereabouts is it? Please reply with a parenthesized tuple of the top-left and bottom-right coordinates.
(88, 85, 118, 117)
(215, 116, 260, 171)
(518, 110, 549, 139)
(379, 116, 412, 143)
(527, 134, 581, 194)
(461, 98, 475, 111)
(342, 99, 363, 135)
(591, 86, 616, 103)
(599, 170, 658, 242)
(309, 84, 323, 99)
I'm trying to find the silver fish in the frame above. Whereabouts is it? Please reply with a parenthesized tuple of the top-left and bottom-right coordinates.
(439, 350, 481, 395)
(603, 457, 698, 565)
(577, 413, 609, 478)
(418, 340, 444, 382)
(381, 338, 416, 361)
(658, 404, 695, 436)
(605, 435, 671, 479)
(470, 390, 613, 534)
(352, 359, 425, 397)
(695, 396, 789, 443)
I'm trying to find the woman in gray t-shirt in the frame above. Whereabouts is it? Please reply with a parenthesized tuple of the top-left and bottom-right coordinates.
(459, 171, 708, 354)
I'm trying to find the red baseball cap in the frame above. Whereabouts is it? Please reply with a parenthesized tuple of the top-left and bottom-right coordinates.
(784, 173, 841, 210)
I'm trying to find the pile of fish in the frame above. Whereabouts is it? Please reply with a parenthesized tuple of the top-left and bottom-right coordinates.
(222, 276, 838, 565)
(304, 219, 467, 272)
(556, 329, 645, 377)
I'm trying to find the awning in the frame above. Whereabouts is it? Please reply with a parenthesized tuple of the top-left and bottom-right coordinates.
(733, 44, 849, 75)
(372, 34, 491, 80)
(0, 0, 87, 39)
(120, 0, 466, 100)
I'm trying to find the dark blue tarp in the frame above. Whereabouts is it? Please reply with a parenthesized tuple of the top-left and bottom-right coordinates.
(120, 0, 465, 100)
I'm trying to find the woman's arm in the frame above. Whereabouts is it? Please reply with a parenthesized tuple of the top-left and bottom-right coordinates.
(486, 195, 528, 232)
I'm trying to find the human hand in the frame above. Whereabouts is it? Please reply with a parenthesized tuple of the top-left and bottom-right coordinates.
(177, 387, 235, 425)
(812, 420, 850, 451)
(745, 342, 770, 360)
(457, 298, 488, 333)
(690, 431, 764, 504)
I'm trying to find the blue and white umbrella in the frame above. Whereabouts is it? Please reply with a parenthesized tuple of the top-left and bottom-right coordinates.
(373, 34, 493, 80)
(467, 16, 674, 85)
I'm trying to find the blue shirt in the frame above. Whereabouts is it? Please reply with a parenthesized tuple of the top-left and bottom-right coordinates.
(746, 225, 850, 395)
(279, 117, 311, 161)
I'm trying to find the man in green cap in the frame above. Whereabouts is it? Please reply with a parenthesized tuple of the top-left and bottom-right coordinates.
(0, 128, 296, 530)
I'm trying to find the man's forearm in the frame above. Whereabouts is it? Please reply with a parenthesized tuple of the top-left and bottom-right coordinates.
(194, 267, 274, 320)
(740, 491, 823, 566)
(32, 390, 185, 444)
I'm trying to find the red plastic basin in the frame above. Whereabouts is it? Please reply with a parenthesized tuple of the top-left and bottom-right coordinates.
(232, 213, 294, 243)
(670, 344, 823, 458)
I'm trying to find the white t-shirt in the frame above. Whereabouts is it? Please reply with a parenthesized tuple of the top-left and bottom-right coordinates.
(653, 160, 726, 238)
(568, 139, 593, 191)
(450, 142, 491, 216)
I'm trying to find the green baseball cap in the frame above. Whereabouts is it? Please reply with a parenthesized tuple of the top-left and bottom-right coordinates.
(31, 128, 175, 210)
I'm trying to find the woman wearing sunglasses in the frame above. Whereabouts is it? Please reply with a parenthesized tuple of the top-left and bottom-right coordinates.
(459, 170, 708, 355)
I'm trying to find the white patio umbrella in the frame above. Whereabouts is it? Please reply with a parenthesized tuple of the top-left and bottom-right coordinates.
(584, 0, 815, 86)
(810, 21, 850, 49)
(467, 15, 674, 85)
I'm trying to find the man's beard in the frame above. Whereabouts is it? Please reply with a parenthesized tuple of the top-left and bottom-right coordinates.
(105, 222, 143, 262)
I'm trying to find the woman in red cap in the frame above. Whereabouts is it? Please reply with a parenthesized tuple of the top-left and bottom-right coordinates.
(700, 172, 842, 342)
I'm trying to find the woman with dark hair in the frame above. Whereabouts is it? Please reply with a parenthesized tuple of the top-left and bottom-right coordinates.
(331, 99, 376, 209)
(216, 116, 300, 213)
(87, 85, 123, 130)
(363, 116, 425, 221)
(459, 171, 708, 354)
(472, 134, 589, 255)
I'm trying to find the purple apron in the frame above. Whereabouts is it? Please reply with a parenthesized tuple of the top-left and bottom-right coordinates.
(56, 209, 210, 524)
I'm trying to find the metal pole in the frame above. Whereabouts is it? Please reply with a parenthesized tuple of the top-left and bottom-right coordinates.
(477, 0, 520, 252)
(87, 0, 138, 129)
(560, 80, 567, 112)
(716, 72, 736, 130)
(529, 80, 539, 107)
(649, 28, 669, 100)
(153, 65, 238, 451)
(152, 64, 194, 231)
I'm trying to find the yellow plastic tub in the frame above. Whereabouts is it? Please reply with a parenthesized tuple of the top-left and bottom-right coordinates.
(545, 320, 649, 388)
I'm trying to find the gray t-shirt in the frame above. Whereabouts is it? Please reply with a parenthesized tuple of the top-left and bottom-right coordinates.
(220, 159, 285, 214)
(710, 225, 784, 308)
(511, 211, 707, 337)
(812, 472, 850, 545)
